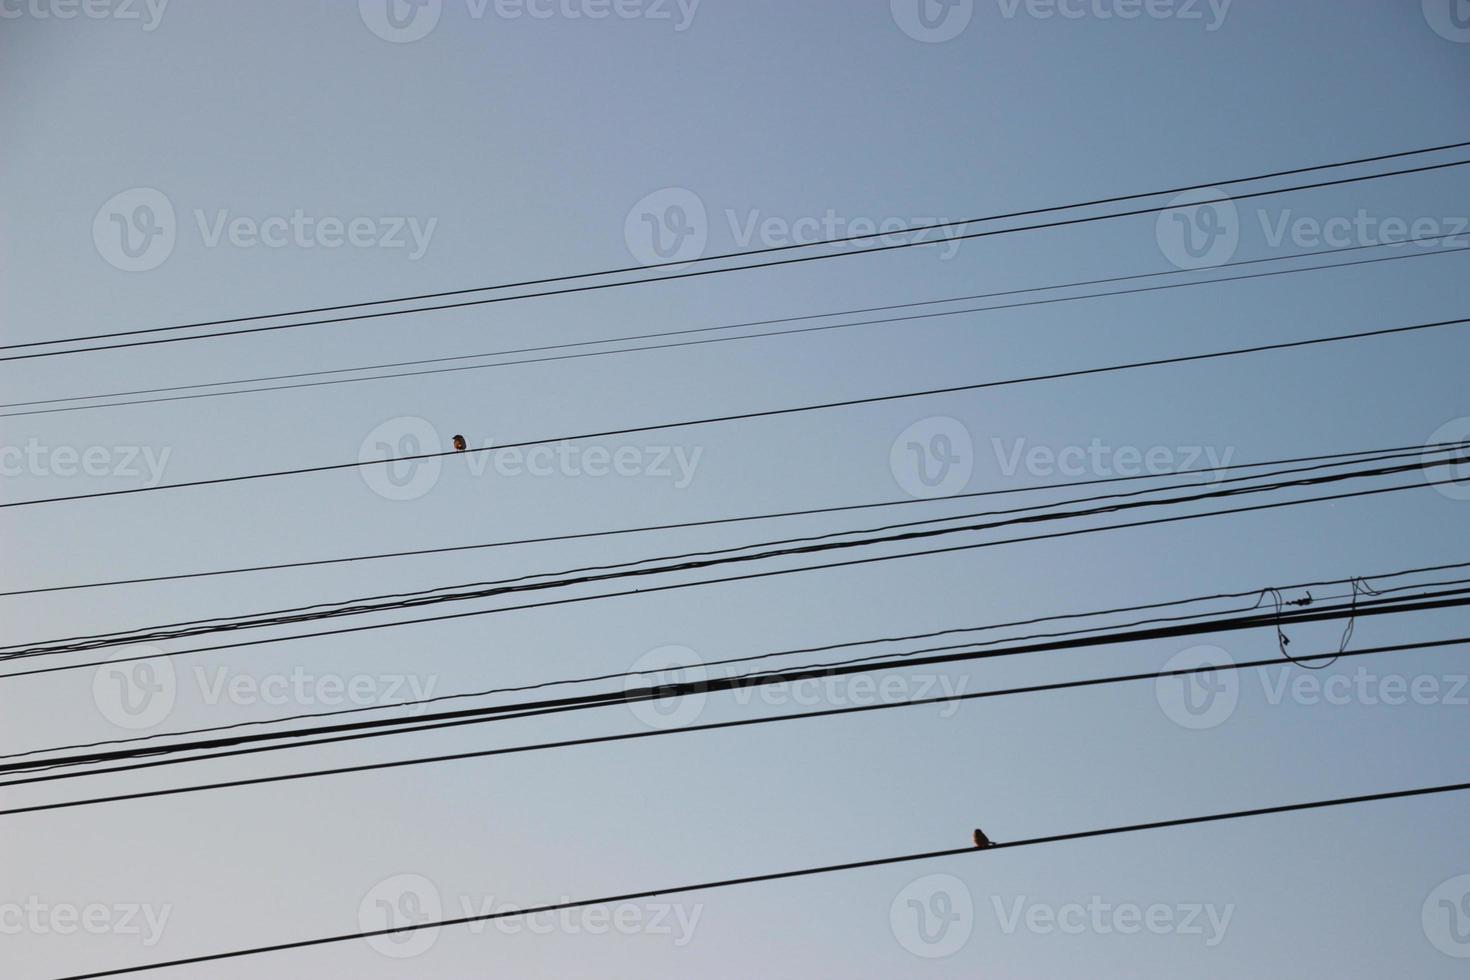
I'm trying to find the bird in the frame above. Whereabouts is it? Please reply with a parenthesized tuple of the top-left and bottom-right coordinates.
(451, 434, 468, 452)
(972, 828, 995, 849)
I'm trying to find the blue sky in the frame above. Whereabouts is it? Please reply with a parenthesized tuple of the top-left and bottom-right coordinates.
(2, 1, 1470, 976)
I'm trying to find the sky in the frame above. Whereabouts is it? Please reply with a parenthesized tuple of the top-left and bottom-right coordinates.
(2, 0, 1470, 976)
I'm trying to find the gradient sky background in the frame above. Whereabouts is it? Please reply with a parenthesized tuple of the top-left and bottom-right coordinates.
(3, 1, 1470, 976)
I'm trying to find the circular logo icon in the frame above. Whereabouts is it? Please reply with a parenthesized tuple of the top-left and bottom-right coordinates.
(1423, 875, 1470, 957)
(890, 873, 974, 958)
(626, 645, 707, 730)
(359, 0, 442, 42)
(359, 873, 443, 958)
(624, 188, 708, 269)
(1156, 645, 1238, 730)
(359, 417, 443, 501)
(891, 0, 974, 43)
(93, 188, 176, 272)
(1424, 0, 1470, 43)
(92, 647, 175, 730)
(890, 417, 974, 499)
(1424, 417, 1470, 501)
(1156, 189, 1239, 270)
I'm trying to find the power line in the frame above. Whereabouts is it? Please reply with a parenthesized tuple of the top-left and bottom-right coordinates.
(11, 590, 1469, 786)
(13, 559, 1467, 763)
(7, 439, 1455, 598)
(6, 232, 1463, 419)
(4, 313, 1466, 511)
(11, 140, 1468, 359)
(8, 473, 1464, 682)
(10, 450, 1458, 659)
(33, 777, 1470, 980)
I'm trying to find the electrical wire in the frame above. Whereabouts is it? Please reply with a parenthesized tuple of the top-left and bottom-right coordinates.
(8, 439, 1458, 598)
(49, 776, 1470, 980)
(8, 472, 1465, 682)
(9, 449, 1459, 659)
(6, 231, 1463, 420)
(9, 588, 1469, 783)
(10, 141, 1468, 360)
(4, 313, 1466, 511)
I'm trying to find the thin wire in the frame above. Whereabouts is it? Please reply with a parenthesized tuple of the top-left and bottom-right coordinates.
(8, 438, 1458, 598)
(6, 233, 1463, 420)
(4, 313, 1466, 510)
(11, 140, 1468, 357)
(51, 775, 1470, 979)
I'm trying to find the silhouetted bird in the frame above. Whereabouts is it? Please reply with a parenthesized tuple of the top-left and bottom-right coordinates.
(452, 434, 468, 452)
(972, 828, 995, 849)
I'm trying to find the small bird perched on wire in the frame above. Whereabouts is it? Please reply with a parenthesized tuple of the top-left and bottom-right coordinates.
(972, 828, 995, 849)
(451, 434, 468, 452)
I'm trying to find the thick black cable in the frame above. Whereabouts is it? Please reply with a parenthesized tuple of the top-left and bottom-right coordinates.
(7, 232, 1463, 419)
(7, 629, 1469, 829)
(9, 589, 1468, 782)
(11, 139, 1468, 357)
(7, 473, 1464, 682)
(14, 560, 1468, 763)
(10, 450, 1458, 658)
(4, 313, 1466, 511)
